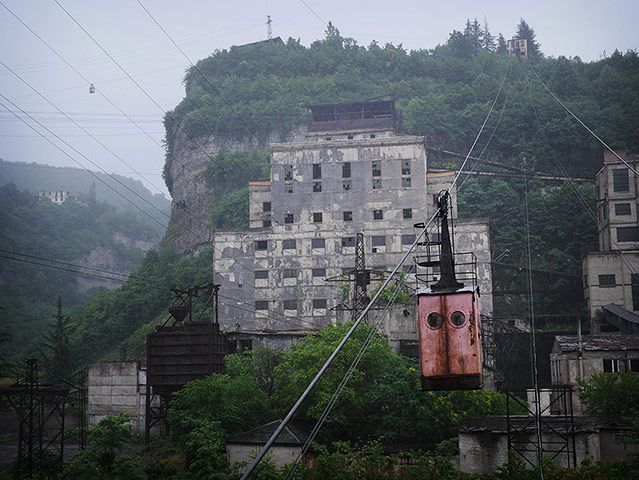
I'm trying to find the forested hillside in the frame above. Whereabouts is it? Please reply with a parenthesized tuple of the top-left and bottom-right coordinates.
(0, 181, 165, 366)
(0, 159, 170, 223)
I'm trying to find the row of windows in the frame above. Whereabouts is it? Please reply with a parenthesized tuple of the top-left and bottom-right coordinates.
(612, 168, 630, 193)
(603, 358, 639, 373)
(255, 299, 328, 311)
(593, 273, 639, 311)
(255, 234, 417, 251)
(254, 263, 418, 281)
(268, 207, 414, 223)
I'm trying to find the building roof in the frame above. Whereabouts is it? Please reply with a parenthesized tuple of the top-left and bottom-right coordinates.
(602, 304, 639, 326)
(227, 420, 310, 446)
(553, 334, 639, 353)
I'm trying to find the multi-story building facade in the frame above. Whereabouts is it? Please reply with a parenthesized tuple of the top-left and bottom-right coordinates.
(583, 151, 639, 330)
(213, 101, 493, 349)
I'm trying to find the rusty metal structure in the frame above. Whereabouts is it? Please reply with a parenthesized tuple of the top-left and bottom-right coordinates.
(414, 191, 482, 390)
(145, 283, 227, 441)
(0, 359, 70, 479)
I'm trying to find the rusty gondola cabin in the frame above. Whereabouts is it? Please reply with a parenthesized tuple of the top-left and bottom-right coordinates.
(415, 191, 483, 391)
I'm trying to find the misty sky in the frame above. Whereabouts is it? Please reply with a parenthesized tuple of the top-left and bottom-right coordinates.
(1, 0, 637, 199)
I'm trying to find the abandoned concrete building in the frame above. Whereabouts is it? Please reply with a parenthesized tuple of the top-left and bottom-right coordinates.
(212, 100, 493, 350)
(583, 150, 639, 332)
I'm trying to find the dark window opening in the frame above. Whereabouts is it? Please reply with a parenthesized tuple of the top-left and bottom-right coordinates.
(283, 300, 297, 311)
(402, 160, 411, 175)
(372, 235, 386, 247)
(313, 299, 327, 309)
(284, 165, 293, 181)
(263, 202, 271, 212)
(370, 134, 376, 139)
(630, 359, 639, 372)
(282, 239, 296, 250)
(284, 213, 294, 224)
(312, 268, 326, 277)
(285, 185, 293, 193)
(342, 236, 356, 247)
(255, 270, 268, 279)
(255, 300, 268, 310)
(372, 160, 381, 177)
(343, 211, 353, 222)
(613, 168, 630, 192)
(312, 163, 322, 179)
(372, 178, 382, 190)
(618, 227, 639, 242)
(255, 240, 268, 251)
(262, 219, 271, 228)
(403, 208, 413, 219)
(311, 238, 325, 249)
(402, 234, 416, 245)
(342, 162, 351, 178)
(402, 177, 412, 188)
(599, 274, 616, 287)
(615, 203, 632, 216)
(343, 181, 351, 191)
(603, 358, 622, 373)
(313, 182, 322, 192)
(347, 134, 354, 140)
(633, 274, 639, 311)
(283, 269, 297, 279)
(373, 209, 383, 220)
(313, 212, 323, 223)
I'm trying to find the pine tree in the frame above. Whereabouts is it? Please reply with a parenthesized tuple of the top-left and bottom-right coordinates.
(516, 18, 542, 58)
(496, 33, 508, 55)
(483, 19, 496, 52)
(464, 18, 484, 53)
(41, 296, 76, 381)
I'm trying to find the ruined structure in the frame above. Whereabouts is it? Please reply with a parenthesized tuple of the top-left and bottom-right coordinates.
(212, 101, 493, 348)
(582, 150, 639, 331)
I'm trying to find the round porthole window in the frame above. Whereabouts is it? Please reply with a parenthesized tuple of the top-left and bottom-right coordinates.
(426, 312, 443, 329)
(450, 311, 466, 327)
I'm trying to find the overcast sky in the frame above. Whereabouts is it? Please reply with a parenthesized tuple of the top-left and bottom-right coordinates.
(1, 0, 637, 199)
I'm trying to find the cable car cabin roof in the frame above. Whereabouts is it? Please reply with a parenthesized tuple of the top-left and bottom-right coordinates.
(417, 285, 479, 296)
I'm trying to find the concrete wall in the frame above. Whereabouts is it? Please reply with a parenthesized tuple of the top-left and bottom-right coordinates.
(87, 361, 146, 434)
(582, 251, 639, 323)
(227, 444, 305, 469)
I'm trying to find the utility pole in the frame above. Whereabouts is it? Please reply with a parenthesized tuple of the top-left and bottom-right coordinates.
(267, 15, 272, 40)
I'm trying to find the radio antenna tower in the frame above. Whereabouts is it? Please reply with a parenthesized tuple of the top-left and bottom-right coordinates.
(267, 15, 272, 40)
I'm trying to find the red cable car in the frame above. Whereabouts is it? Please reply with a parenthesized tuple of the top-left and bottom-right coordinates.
(415, 191, 483, 391)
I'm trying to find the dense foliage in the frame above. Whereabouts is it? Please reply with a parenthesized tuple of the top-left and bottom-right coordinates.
(0, 183, 163, 367)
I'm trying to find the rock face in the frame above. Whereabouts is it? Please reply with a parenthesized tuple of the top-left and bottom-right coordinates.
(163, 128, 305, 253)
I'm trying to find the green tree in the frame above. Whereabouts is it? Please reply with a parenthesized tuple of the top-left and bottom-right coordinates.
(516, 18, 542, 58)
(41, 296, 76, 381)
(496, 33, 508, 55)
(482, 19, 496, 52)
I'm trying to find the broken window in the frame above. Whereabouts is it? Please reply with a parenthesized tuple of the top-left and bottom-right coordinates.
(403, 208, 413, 219)
(598, 274, 616, 287)
(343, 181, 351, 191)
(283, 269, 297, 279)
(312, 268, 326, 277)
(347, 134, 354, 140)
(255, 240, 268, 251)
(613, 168, 629, 192)
(284, 213, 294, 224)
(313, 181, 322, 192)
(402, 160, 411, 175)
(283, 300, 297, 311)
(373, 210, 383, 220)
(262, 219, 271, 228)
(630, 359, 639, 372)
(372, 160, 381, 177)
(311, 238, 325, 249)
(603, 359, 622, 373)
(263, 202, 271, 212)
(255, 300, 269, 310)
(313, 299, 327, 309)
(255, 270, 268, 279)
(313, 212, 323, 223)
(372, 178, 382, 190)
(343, 211, 353, 222)
(342, 162, 351, 178)
(285, 185, 293, 193)
(282, 239, 296, 250)
(342, 236, 356, 247)
(313, 163, 322, 179)
(402, 177, 412, 188)
(284, 165, 294, 181)
(615, 203, 631, 215)
(372, 235, 386, 247)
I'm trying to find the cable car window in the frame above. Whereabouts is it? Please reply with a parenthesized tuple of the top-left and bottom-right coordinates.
(450, 311, 466, 327)
(426, 312, 443, 329)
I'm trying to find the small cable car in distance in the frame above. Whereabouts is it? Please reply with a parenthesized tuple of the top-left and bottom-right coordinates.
(414, 191, 482, 391)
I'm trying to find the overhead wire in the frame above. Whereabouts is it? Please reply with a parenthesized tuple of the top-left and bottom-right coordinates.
(240, 56, 511, 480)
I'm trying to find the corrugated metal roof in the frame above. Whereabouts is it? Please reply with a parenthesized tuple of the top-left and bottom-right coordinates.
(553, 334, 639, 353)
(228, 420, 309, 446)
(602, 304, 639, 325)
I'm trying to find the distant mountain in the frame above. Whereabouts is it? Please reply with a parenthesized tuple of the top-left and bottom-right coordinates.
(0, 159, 171, 217)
